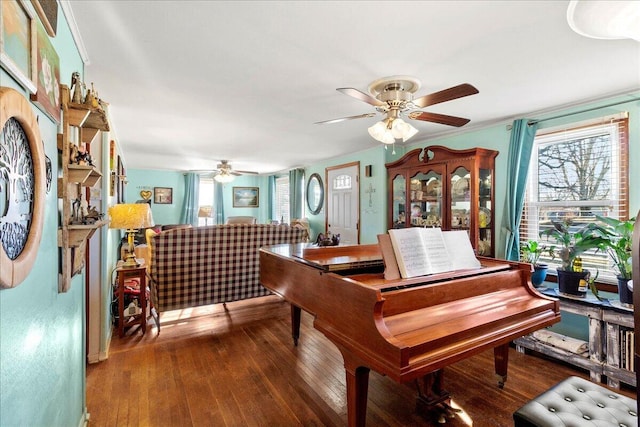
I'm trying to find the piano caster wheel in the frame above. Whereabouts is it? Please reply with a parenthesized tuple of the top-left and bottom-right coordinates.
(496, 374, 506, 389)
(435, 402, 460, 424)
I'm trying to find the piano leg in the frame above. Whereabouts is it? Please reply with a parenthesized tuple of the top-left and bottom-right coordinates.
(494, 343, 509, 388)
(415, 370, 457, 423)
(341, 352, 370, 427)
(291, 304, 301, 346)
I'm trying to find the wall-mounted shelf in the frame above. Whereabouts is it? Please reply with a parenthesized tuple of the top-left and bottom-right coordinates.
(67, 164, 102, 186)
(58, 84, 109, 293)
(58, 220, 109, 248)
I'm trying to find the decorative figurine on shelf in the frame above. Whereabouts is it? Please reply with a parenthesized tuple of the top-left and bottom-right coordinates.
(68, 143, 79, 165)
(83, 205, 104, 224)
(84, 82, 100, 108)
(70, 72, 84, 104)
(71, 197, 82, 224)
(75, 146, 94, 166)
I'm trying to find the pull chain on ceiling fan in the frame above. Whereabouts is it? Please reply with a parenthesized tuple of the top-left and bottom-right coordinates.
(315, 76, 479, 145)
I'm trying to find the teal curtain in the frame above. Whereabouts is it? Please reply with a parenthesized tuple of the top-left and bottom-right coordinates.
(289, 168, 304, 220)
(181, 173, 200, 226)
(214, 182, 225, 224)
(502, 119, 539, 261)
(268, 175, 276, 221)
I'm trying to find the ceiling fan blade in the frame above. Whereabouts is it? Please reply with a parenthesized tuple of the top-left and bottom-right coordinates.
(315, 113, 377, 125)
(412, 83, 479, 109)
(408, 111, 471, 127)
(235, 170, 259, 175)
(337, 88, 386, 107)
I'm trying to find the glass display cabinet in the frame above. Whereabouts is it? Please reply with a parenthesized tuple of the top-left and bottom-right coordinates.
(386, 145, 498, 257)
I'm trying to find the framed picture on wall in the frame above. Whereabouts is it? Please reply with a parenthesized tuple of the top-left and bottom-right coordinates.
(0, 0, 37, 93)
(232, 187, 259, 208)
(29, 20, 60, 122)
(154, 187, 173, 204)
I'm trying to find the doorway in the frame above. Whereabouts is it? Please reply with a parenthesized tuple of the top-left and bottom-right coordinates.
(326, 162, 360, 245)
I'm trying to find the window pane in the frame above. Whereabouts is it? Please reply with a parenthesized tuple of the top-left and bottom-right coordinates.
(198, 177, 214, 226)
(520, 117, 628, 284)
(275, 176, 290, 224)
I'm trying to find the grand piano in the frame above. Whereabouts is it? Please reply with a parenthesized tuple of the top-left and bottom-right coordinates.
(260, 243, 560, 426)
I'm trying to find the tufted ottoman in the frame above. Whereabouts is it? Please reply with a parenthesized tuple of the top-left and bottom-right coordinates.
(513, 376, 637, 427)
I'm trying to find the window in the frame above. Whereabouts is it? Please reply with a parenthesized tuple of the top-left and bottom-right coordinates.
(274, 176, 289, 224)
(520, 115, 629, 283)
(197, 176, 214, 226)
(333, 174, 352, 190)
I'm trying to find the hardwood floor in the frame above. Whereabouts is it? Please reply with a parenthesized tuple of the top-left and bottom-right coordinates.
(87, 295, 635, 426)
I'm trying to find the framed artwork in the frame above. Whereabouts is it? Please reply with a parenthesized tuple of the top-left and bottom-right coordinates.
(30, 20, 59, 122)
(30, 0, 57, 37)
(0, 0, 37, 93)
(154, 187, 173, 204)
(117, 156, 125, 203)
(232, 187, 259, 208)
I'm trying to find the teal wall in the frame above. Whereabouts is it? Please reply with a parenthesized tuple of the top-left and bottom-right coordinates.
(126, 170, 274, 225)
(125, 169, 186, 225)
(0, 3, 89, 426)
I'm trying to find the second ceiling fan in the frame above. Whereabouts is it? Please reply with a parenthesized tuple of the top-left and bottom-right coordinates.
(315, 75, 479, 144)
(213, 160, 258, 183)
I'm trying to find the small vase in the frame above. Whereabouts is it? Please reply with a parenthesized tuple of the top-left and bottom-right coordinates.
(617, 276, 633, 307)
(531, 264, 548, 287)
(557, 269, 589, 297)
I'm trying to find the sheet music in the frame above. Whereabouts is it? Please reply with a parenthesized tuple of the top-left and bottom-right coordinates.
(421, 228, 453, 274)
(442, 230, 481, 270)
(388, 228, 477, 278)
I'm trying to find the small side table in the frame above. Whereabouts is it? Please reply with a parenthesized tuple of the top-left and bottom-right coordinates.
(116, 264, 147, 337)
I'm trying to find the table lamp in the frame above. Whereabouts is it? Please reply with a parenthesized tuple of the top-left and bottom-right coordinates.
(198, 205, 213, 225)
(108, 203, 155, 268)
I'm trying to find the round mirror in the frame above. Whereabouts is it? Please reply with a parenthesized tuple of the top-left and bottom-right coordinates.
(306, 173, 324, 215)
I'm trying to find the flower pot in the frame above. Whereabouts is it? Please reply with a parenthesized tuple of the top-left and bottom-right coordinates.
(531, 264, 548, 287)
(557, 269, 589, 297)
(617, 276, 633, 307)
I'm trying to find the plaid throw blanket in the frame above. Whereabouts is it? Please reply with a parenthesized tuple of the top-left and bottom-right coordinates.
(148, 224, 308, 313)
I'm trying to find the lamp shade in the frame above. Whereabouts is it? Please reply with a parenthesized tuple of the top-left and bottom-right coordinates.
(108, 203, 155, 230)
(198, 206, 213, 218)
(368, 121, 395, 144)
(391, 118, 418, 142)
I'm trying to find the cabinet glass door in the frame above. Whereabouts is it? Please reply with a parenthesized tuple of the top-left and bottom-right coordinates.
(478, 168, 492, 255)
(409, 170, 442, 227)
(391, 175, 406, 228)
(450, 166, 471, 230)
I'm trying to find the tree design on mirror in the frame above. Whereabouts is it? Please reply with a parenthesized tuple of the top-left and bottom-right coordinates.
(0, 87, 45, 288)
(1, 117, 34, 259)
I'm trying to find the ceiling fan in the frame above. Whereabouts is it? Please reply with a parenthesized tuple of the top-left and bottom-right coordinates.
(315, 76, 479, 144)
(213, 160, 258, 183)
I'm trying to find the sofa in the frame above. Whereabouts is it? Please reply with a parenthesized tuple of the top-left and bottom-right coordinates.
(146, 223, 309, 330)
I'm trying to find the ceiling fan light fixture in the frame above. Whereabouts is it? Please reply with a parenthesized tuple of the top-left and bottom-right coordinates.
(214, 172, 234, 183)
(391, 118, 418, 142)
(368, 120, 394, 144)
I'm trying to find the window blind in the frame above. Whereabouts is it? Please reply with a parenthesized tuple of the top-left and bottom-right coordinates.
(519, 114, 629, 284)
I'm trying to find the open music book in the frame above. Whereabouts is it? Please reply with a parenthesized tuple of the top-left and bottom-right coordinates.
(387, 228, 481, 278)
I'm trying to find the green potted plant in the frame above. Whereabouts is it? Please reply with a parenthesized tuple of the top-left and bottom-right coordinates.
(520, 240, 550, 287)
(539, 218, 608, 297)
(595, 215, 636, 306)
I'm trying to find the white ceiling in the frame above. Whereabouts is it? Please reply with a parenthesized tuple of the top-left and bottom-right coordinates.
(67, 1, 640, 175)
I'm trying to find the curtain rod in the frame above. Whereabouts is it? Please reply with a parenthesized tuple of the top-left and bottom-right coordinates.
(527, 96, 640, 126)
